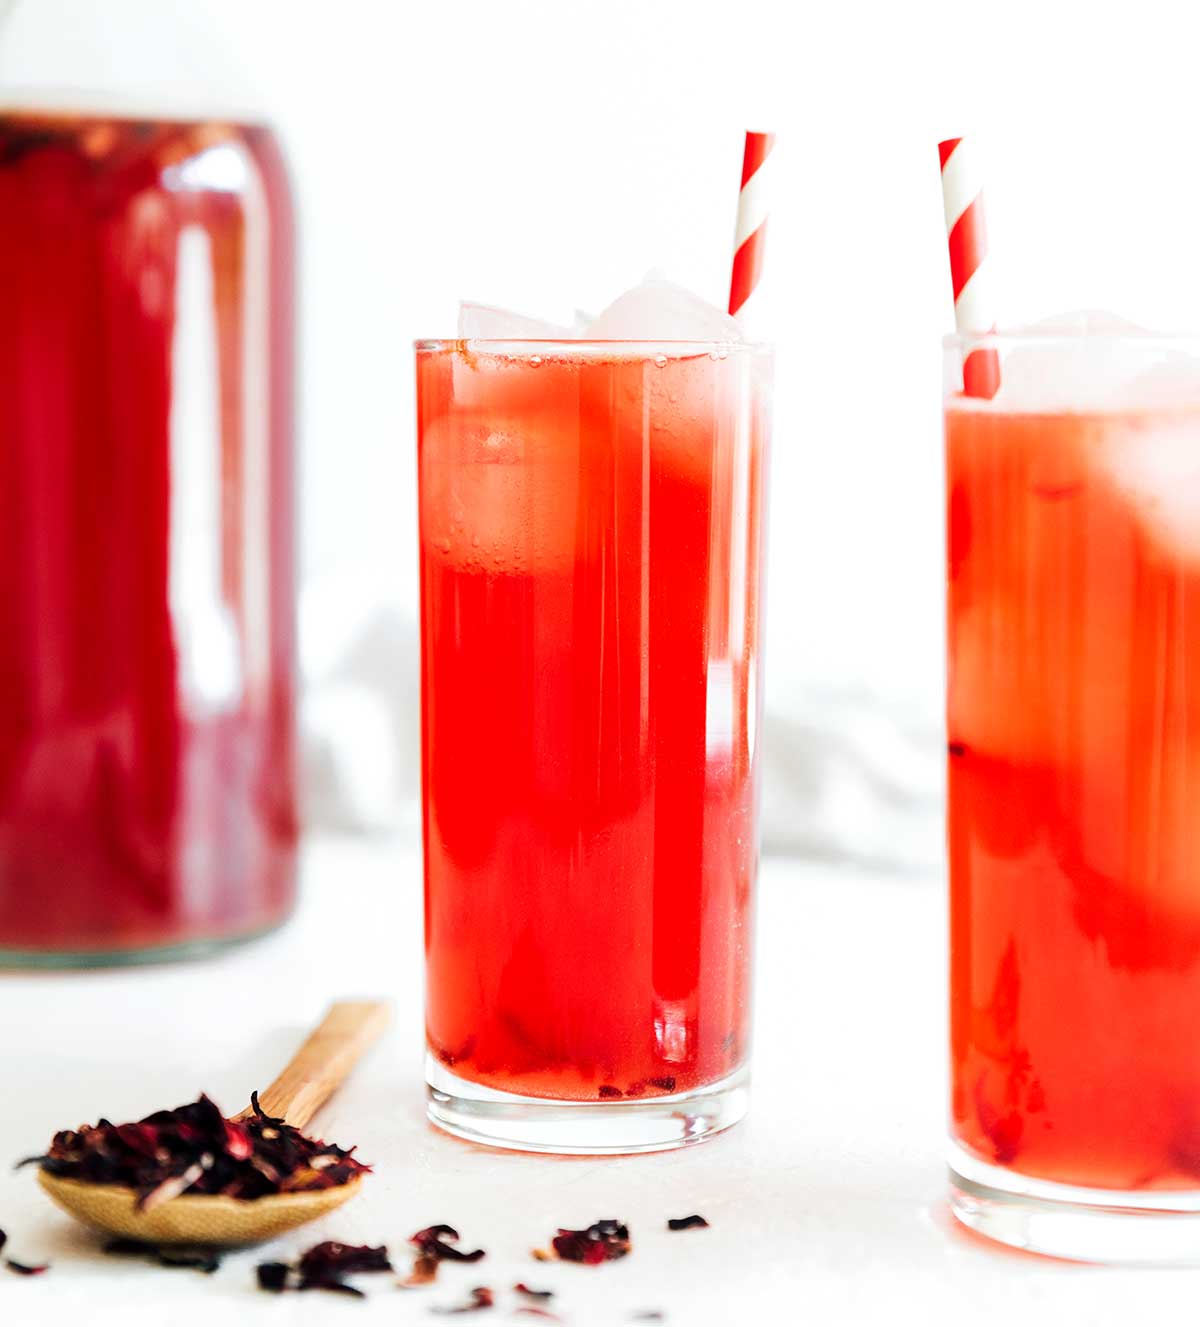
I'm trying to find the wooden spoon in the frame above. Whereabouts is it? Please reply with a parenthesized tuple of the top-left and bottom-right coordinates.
(37, 1000, 390, 1246)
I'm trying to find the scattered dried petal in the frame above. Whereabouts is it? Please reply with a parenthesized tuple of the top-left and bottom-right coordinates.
(298, 1241, 392, 1285)
(257, 1236, 401, 1300)
(256, 1261, 291, 1292)
(666, 1215, 708, 1231)
(400, 1252, 439, 1286)
(514, 1283, 554, 1300)
(411, 1225, 486, 1263)
(431, 1285, 494, 1313)
(598, 1085, 623, 1099)
(546, 1219, 630, 1264)
(514, 1310, 561, 1321)
(0, 1231, 47, 1276)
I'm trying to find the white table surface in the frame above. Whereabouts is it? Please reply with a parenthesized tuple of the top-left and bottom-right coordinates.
(1, 834, 1196, 1325)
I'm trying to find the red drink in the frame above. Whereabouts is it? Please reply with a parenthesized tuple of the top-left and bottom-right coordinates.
(948, 385, 1200, 1198)
(0, 110, 297, 961)
(417, 341, 769, 1150)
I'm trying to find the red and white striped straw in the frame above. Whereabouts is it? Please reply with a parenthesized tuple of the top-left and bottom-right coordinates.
(939, 137, 1001, 399)
(729, 131, 774, 320)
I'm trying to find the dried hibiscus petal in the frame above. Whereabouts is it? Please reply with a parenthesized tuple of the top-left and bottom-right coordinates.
(256, 1261, 291, 1292)
(0, 1230, 48, 1276)
(540, 1219, 631, 1264)
(222, 1120, 253, 1161)
(249, 1091, 285, 1126)
(432, 1286, 494, 1313)
(624, 1076, 676, 1097)
(298, 1241, 391, 1280)
(24, 1093, 369, 1203)
(973, 1075, 1023, 1164)
(293, 1241, 392, 1298)
(515, 1283, 554, 1300)
(411, 1224, 486, 1263)
(399, 1252, 439, 1286)
(666, 1214, 708, 1231)
(139, 1157, 211, 1212)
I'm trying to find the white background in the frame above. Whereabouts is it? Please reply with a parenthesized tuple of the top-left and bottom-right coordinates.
(5, 0, 1200, 862)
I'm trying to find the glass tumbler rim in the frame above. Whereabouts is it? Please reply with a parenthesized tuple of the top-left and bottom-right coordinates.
(414, 337, 773, 356)
(944, 328, 1200, 352)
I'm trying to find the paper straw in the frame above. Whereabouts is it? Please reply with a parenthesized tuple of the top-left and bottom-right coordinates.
(939, 137, 1000, 399)
(729, 131, 774, 319)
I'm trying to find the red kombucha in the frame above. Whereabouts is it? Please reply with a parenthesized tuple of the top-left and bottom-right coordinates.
(0, 110, 297, 959)
(418, 342, 768, 1100)
(949, 400, 1200, 1188)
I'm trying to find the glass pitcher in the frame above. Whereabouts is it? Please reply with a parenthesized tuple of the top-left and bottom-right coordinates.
(0, 0, 298, 962)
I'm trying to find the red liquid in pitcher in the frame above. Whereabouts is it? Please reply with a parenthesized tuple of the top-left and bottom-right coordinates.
(418, 345, 767, 1100)
(948, 402, 1200, 1188)
(0, 111, 297, 957)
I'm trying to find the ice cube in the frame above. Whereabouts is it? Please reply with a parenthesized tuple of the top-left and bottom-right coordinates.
(457, 302, 573, 340)
(1099, 412, 1200, 561)
(1115, 353, 1200, 410)
(421, 406, 580, 576)
(1011, 310, 1148, 338)
(991, 311, 1156, 411)
(585, 278, 742, 342)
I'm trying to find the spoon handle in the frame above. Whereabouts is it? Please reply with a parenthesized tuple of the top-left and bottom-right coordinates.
(234, 1000, 392, 1131)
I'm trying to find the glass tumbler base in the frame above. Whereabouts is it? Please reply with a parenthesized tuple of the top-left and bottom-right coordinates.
(426, 1056, 749, 1155)
(949, 1141, 1200, 1265)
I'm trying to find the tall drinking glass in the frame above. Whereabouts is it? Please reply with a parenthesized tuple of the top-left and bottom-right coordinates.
(946, 331, 1200, 1261)
(416, 338, 770, 1153)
